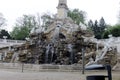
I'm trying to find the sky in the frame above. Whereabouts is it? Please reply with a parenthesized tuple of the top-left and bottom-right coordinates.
(0, 0, 120, 32)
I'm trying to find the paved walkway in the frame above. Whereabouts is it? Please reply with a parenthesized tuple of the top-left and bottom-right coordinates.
(0, 69, 85, 80)
(0, 68, 120, 80)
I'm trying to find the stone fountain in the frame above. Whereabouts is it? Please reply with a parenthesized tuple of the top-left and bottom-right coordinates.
(4, 0, 118, 68)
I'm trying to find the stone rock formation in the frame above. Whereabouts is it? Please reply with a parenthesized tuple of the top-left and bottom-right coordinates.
(4, 0, 118, 68)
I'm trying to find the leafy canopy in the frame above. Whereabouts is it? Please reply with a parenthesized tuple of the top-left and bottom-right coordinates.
(103, 25, 120, 38)
(10, 14, 39, 40)
(0, 29, 11, 39)
(68, 9, 86, 25)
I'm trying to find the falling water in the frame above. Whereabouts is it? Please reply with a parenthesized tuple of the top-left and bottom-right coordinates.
(45, 44, 50, 63)
(50, 45, 54, 63)
(11, 52, 19, 63)
(68, 44, 74, 64)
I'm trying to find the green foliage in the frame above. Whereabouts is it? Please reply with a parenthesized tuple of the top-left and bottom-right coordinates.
(102, 30, 110, 39)
(68, 9, 86, 25)
(10, 27, 19, 39)
(0, 29, 11, 39)
(110, 25, 120, 37)
(10, 9, 86, 39)
(10, 27, 29, 40)
(10, 14, 39, 40)
(88, 17, 106, 39)
(102, 25, 120, 38)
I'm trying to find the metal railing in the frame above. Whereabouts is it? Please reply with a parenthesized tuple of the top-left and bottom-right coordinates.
(0, 39, 25, 44)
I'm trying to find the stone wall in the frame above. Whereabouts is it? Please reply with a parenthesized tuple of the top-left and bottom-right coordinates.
(0, 63, 82, 71)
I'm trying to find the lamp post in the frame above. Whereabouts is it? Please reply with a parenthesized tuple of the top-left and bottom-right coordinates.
(82, 48, 85, 74)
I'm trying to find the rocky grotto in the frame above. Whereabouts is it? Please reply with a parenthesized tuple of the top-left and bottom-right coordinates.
(4, 0, 118, 67)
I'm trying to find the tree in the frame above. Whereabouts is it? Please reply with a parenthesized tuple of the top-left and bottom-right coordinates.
(10, 26, 29, 40)
(0, 13, 6, 27)
(41, 13, 54, 30)
(99, 17, 106, 32)
(16, 15, 38, 31)
(68, 9, 86, 25)
(102, 30, 110, 39)
(88, 17, 106, 39)
(88, 20, 94, 30)
(0, 29, 11, 39)
(10, 14, 40, 40)
(110, 25, 120, 37)
(102, 25, 120, 38)
(94, 20, 102, 39)
(94, 20, 99, 33)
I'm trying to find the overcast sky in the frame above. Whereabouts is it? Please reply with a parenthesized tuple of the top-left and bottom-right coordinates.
(0, 0, 120, 31)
